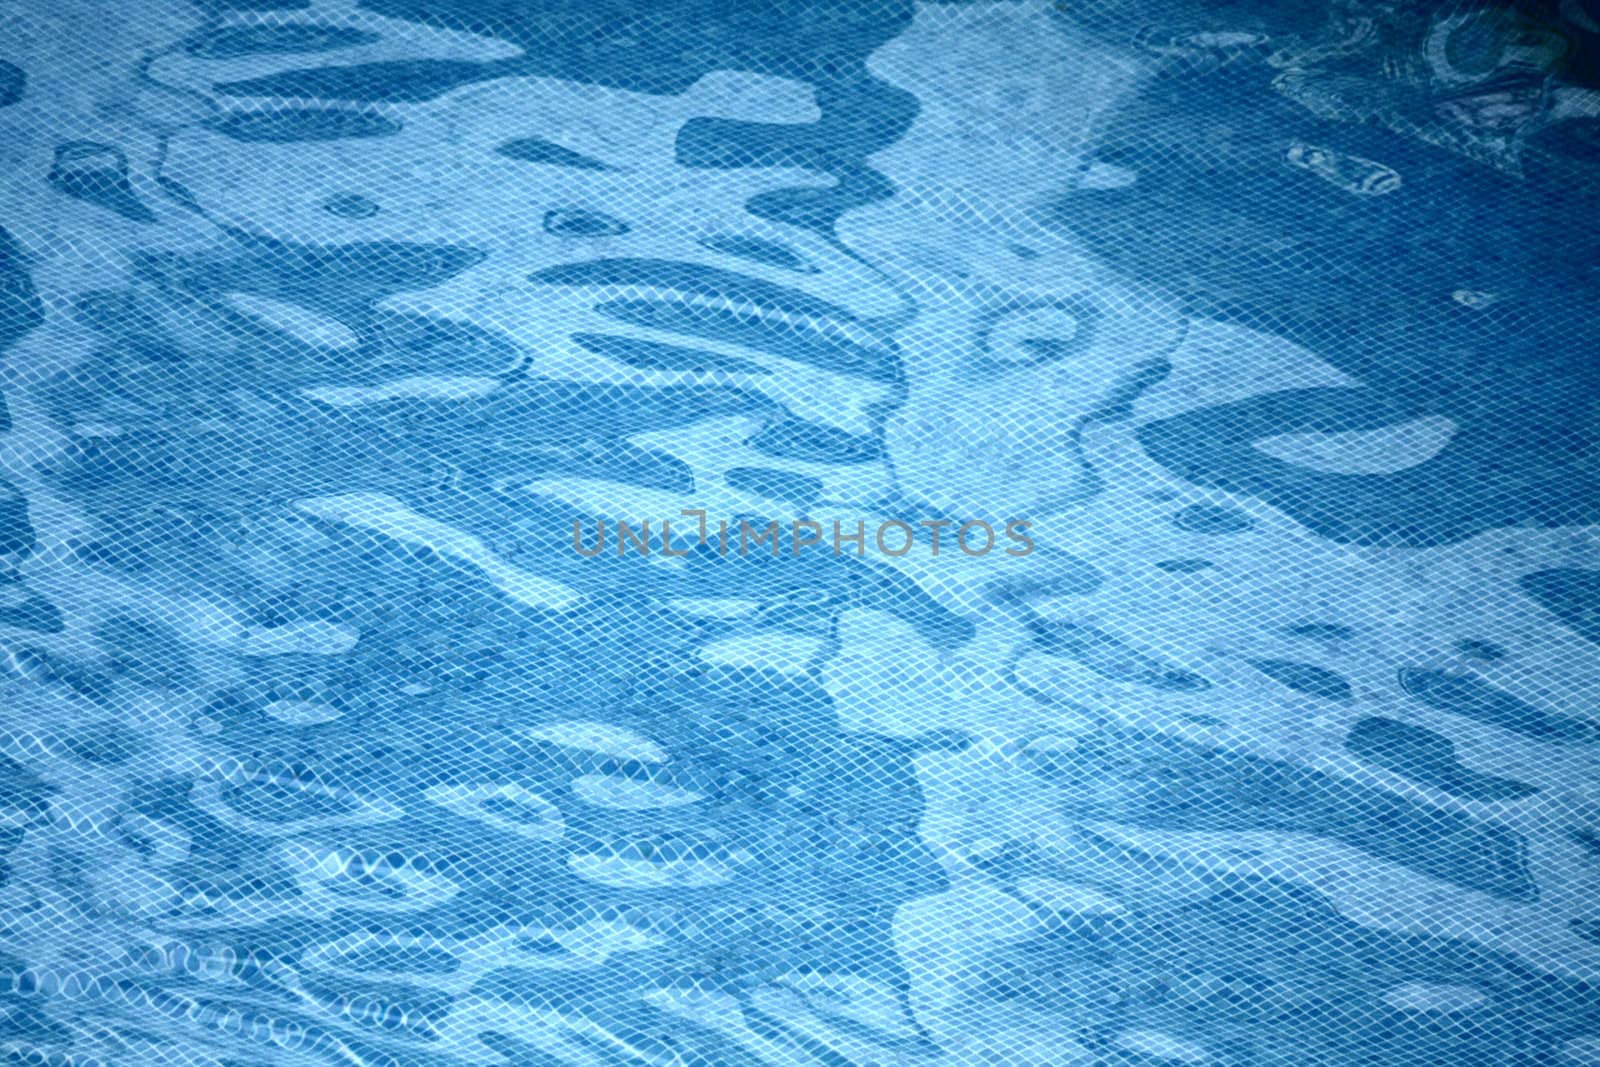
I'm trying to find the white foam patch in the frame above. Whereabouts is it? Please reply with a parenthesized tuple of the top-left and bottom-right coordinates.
(1453, 289, 1497, 308)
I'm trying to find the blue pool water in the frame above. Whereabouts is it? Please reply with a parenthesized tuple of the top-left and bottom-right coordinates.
(1, 1, 1599, 1063)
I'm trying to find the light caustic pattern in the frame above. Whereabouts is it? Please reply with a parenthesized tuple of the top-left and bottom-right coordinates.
(0, 0, 1598, 1063)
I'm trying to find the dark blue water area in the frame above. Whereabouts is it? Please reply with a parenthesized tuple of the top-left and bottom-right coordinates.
(0, 1, 1599, 1065)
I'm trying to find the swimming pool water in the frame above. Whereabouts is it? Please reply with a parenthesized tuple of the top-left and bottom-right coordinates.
(1, 1, 1598, 1063)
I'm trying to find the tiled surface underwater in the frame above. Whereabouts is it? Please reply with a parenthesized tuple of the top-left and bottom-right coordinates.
(0, 0, 1598, 1063)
